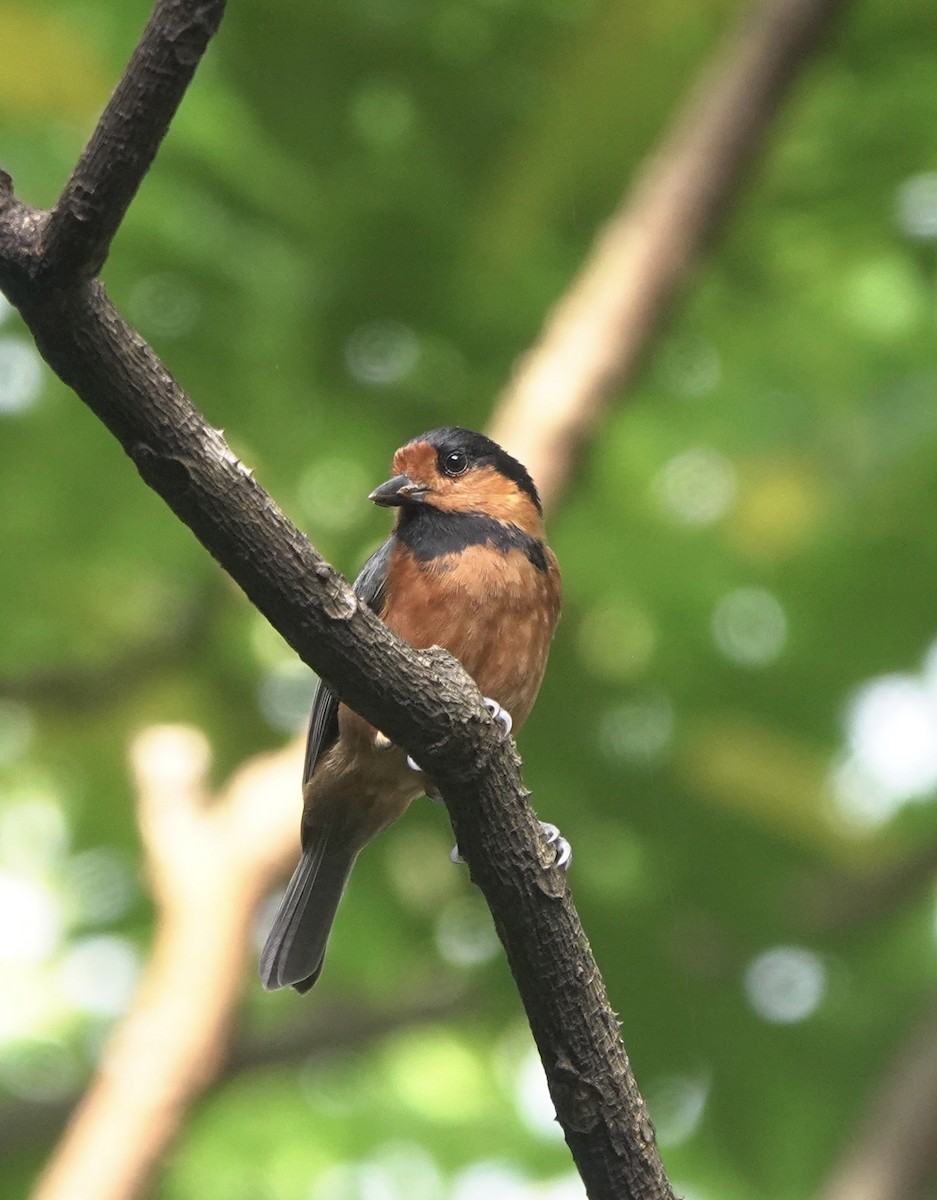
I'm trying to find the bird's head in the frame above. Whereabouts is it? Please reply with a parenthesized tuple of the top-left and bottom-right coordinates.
(369, 427, 542, 532)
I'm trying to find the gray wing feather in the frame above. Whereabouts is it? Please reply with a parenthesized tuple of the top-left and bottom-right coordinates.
(301, 536, 393, 788)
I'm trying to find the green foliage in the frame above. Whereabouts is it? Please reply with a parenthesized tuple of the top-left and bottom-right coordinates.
(0, 0, 933, 1197)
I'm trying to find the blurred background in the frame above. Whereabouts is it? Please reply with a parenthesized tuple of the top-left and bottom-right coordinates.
(0, 0, 934, 1197)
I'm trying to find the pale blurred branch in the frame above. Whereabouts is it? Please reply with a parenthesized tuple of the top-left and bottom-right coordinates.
(32, 726, 302, 1200)
(818, 1007, 937, 1200)
(490, 0, 848, 513)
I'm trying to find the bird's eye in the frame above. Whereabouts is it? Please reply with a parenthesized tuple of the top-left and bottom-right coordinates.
(443, 451, 469, 477)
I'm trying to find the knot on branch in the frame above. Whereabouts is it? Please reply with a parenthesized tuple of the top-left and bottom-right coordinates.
(313, 564, 358, 621)
(131, 441, 194, 495)
(551, 1059, 606, 1133)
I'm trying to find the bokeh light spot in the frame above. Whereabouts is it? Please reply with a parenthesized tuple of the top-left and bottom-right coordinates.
(895, 172, 937, 239)
(57, 935, 141, 1017)
(830, 652, 937, 830)
(0, 335, 43, 414)
(843, 255, 928, 341)
(646, 1073, 709, 1146)
(0, 792, 69, 870)
(514, 1048, 562, 1139)
(653, 448, 737, 527)
(712, 587, 787, 667)
(744, 945, 826, 1024)
(61, 848, 138, 926)
(0, 871, 63, 966)
(846, 673, 937, 799)
(435, 895, 499, 967)
(345, 320, 420, 386)
(598, 693, 674, 768)
(129, 272, 201, 338)
(257, 660, 317, 734)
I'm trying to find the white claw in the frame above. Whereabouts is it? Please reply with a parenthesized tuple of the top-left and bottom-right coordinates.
(483, 697, 513, 736)
(540, 822, 572, 869)
(373, 731, 393, 750)
(450, 844, 465, 865)
(406, 754, 423, 773)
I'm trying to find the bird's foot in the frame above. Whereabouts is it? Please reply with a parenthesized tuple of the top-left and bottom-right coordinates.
(540, 822, 572, 869)
(449, 822, 571, 869)
(373, 731, 393, 750)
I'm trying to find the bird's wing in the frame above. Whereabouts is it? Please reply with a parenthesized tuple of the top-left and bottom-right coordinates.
(301, 535, 394, 789)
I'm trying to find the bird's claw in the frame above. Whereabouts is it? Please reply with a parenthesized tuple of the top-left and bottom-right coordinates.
(373, 731, 393, 750)
(406, 753, 422, 773)
(450, 823, 571, 870)
(483, 697, 513, 736)
(540, 822, 572, 869)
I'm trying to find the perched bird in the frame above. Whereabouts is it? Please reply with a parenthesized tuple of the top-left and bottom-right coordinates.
(260, 427, 562, 993)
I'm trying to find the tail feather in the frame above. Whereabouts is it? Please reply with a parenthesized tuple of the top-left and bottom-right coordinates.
(259, 836, 356, 993)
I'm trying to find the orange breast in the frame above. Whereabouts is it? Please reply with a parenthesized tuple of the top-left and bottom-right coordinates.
(381, 542, 561, 730)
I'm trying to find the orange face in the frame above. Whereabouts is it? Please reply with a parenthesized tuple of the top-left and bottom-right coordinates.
(391, 440, 543, 536)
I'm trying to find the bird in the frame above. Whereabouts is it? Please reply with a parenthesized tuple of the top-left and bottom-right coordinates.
(259, 427, 563, 993)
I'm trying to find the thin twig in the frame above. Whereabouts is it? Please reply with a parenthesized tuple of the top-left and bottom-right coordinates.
(39, 0, 227, 280)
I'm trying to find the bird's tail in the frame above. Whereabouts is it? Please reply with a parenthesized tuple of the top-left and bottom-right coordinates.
(259, 831, 357, 994)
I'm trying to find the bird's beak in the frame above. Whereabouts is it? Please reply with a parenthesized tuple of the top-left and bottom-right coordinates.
(369, 474, 430, 507)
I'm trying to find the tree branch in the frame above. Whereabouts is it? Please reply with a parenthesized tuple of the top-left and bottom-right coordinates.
(39, 0, 227, 280)
(490, 0, 848, 512)
(0, 5, 671, 1195)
